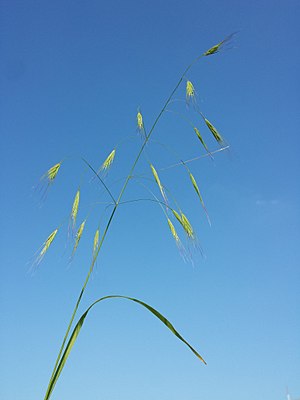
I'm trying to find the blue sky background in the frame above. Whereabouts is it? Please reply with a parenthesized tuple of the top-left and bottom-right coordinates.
(1, 1, 299, 399)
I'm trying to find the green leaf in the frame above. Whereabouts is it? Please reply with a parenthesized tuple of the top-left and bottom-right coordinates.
(44, 295, 206, 400)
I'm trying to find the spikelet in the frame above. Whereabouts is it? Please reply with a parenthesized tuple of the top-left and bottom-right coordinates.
(180, 213, 194, 239)
(203, 33, 236, 56)
(93, 229, 100, 259)
(186, 80, 195, 104)
(189, 173, 211, 226)
(167, 218, 190, 261)
(100, 149, 116, 172)
(71, 220, 86, 259)
(150, 164, 167, 204)
(70, 190, 80, 230)
(35, 228, 58, 266)
(172, 210, 194, 239)
(204, 117, 224, 144)
(36, 162, 62, 201)
(167, 218, 180, 243)
(193, 127, 210, 153)
(172, 209, 182, 225)
(46, 163, 61, 182)
(137, 111, 144, 131)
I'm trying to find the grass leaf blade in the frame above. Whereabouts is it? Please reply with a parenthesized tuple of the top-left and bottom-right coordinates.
(44, 295, 206, 400)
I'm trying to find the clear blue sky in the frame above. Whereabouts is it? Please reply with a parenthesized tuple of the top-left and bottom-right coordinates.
(1, 1, 299, 399)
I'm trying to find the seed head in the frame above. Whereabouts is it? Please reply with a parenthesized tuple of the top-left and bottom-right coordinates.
(186, 81, 195, 103)
(93, 229, 100, 258)
(172, 209, 182, 224)
(43, 162, 61, 182)
(172, 210, 195, 240)
(194, 127, 209, 153)
(167, 218, 179, 243)
(71, 220, 86, 259)
(189, 172, 211, 226)
(137, 111, 144, 131)
(101, 149, 116, 171)
(203, 32, 236, 56)
(35, 228, 58, 266)
(71, 190, 80, 229)
(180, 213, 194, 239)
(150, 164, 167, 203)
(204, 118, 224, 144)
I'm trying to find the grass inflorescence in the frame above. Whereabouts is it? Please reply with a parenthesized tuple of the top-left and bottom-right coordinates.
(32, 35, 235, 400)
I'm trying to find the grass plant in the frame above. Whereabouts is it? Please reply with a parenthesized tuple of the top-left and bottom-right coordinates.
(33, 35, 235, 399)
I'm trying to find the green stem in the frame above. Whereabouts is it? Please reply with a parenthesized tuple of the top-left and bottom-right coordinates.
(44, 54, 203, 400)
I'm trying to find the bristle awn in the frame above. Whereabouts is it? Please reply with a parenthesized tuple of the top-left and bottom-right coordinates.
(203, 32, 237, 56)
(150, 164, 168, 205)
(33, 228, 59, 267)
(70, 219, 86, 261)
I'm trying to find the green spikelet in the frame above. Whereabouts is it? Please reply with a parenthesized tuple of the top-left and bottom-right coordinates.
(137, 111, 144, 131)
(186, 80, 195, 102)
(204, 118, 224, 144)
(203, 33, 236, 56)
(189, 172, 211, 226)
(45, 162, 61, 182)
(71, 220, 86, 258)
(93, 229, 99, 258)
(101, 149, 116, 171)
(35, 228, 58, 265)
(71, 190, 80, 229)
(172, 209, 182, 224)
(194, 127, 210, 153)
(167, 218, 180, 243)
(150, 164, 167, 203)
(180, 212, 194, 239)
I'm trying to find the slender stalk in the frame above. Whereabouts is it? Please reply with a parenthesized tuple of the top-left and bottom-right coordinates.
(44, 54, 203, 400)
